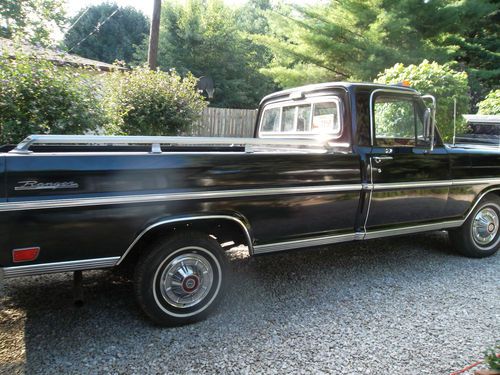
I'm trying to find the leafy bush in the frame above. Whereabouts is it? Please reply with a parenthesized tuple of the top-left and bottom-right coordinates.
(484, 342, 500, 370)
(103, 66, 206, 136)
(0, 51, 106, 144)
(478, 89, 500, 115)
(376, 60, 470, 141)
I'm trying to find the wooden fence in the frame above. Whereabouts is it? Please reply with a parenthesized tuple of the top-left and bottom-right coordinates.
(188, 107, 257, 137)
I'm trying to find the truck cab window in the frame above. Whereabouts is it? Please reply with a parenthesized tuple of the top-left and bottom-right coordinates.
(261, 108, 280, 132)
(259, 97, 341, 138)
(297, 104, 311, 132)
(313, 102, 340, 133)
(281, 106, 295, 132)
(374, 96, 424, 147)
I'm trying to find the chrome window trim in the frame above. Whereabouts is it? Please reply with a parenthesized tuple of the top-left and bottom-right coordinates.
(0, 184, 363, 212)
(259, 96, 343, 138)
(0, 257, 120, 279)
(369, 89, 418, 147)
(118, 215, 255, 263)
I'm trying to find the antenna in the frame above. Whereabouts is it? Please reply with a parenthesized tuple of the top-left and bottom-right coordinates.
(453, 98, 457, 146)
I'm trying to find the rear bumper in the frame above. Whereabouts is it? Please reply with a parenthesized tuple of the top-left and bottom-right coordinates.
(0, 257, 120, 279)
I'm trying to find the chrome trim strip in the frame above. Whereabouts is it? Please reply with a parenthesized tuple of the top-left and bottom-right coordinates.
(252, 219, 468, 255)
(452, 178, 500, 186)
(373, 181, 452, 190)
(10, 134, 329, 154)
(0, 184, 363, 212)
(0, 257, 120, 279)
(364, 220, 463, 240)
(253, 233, 357, 254)
(118, 215, 254, 264)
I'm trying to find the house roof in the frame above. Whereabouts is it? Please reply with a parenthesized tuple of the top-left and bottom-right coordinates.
(0, 37, 126, 72)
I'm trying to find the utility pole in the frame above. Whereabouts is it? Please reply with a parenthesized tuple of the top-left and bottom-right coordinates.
(148, 0, 161, 70)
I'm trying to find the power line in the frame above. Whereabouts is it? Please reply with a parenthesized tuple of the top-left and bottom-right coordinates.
(67, 8, 119, 52)
(66, 7, 90, 33)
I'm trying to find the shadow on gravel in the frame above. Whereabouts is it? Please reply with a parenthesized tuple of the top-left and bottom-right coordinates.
(1, 231, 496, 374)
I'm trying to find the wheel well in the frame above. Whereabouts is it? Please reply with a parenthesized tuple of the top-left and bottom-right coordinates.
(490, 190, 500, 199)
(118, 217, 252, 269)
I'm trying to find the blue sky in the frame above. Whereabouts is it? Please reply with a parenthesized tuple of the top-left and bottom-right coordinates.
(65, 0, 321, 17)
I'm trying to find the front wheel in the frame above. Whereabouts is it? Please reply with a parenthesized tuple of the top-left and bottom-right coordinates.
(449, 194, 500, 258)
(134, 232, 227, 326)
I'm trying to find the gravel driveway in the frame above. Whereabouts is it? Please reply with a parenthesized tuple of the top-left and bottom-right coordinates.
(1, 231, 499, 375)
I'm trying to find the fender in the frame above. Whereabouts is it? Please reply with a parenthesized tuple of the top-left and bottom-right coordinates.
(462, 186, 500, 223)
(117, 214, 254, 264)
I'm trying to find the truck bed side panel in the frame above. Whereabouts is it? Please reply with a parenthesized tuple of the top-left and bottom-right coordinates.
(0, 152, 361, 266)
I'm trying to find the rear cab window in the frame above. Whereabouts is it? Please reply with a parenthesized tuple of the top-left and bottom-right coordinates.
(259, 97, 342, 139)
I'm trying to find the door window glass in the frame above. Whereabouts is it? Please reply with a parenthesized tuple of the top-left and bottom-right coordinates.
(374, 97, 421, 147)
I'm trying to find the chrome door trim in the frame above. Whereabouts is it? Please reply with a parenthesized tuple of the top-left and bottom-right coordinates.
(0, 256, 120, 279)
(118, 215, 254, 264)
(373, 181, 452, 190)
(253, 233, 358, 254)
(0, 184, 363, 212)
(363, 220, 463, 240)
(252, 219, 466, 255)
(452, 178, 500, 186)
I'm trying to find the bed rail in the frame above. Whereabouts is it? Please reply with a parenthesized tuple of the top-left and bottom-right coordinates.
(9, 135, 338, 154)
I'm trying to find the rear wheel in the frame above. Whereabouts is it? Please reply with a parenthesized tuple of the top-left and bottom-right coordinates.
(134, 232, 227, 326)
(450, 195, 500, 258)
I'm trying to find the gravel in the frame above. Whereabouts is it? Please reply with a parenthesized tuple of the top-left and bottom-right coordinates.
(1, 231, 499, 375)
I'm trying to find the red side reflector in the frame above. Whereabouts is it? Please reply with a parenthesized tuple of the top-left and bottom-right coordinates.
(12, 247, 40, 263)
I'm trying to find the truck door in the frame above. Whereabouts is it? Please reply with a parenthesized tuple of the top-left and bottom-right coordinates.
(364, 91, 450, 231)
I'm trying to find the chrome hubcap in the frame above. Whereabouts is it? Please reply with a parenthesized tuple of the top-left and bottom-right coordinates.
(472, 207, 499, 246)
(159, 252, 213, 308)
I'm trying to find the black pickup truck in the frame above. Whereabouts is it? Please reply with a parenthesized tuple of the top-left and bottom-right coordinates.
(1, 82, 499, 326)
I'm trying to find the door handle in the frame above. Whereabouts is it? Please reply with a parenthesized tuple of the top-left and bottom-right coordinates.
(373, 156, 393, 164)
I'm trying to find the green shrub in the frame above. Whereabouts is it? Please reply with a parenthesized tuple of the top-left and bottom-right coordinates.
(376, 60, 470, 141)
(103, 66, 206, 136)
(0, 51, 106, 144)
(478, 89, 500, 115)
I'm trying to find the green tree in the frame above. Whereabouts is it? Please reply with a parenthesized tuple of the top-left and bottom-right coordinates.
(255, 0, 498, 95)
(139, 0, 276, 108)
(103, 66, 206, 136)
(478, 89, 500, 115)
(64, 3, 149, 64)
(376, 60, 470, 141)
(0, 0, 66, 46)
(0, 51, 106, 144)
